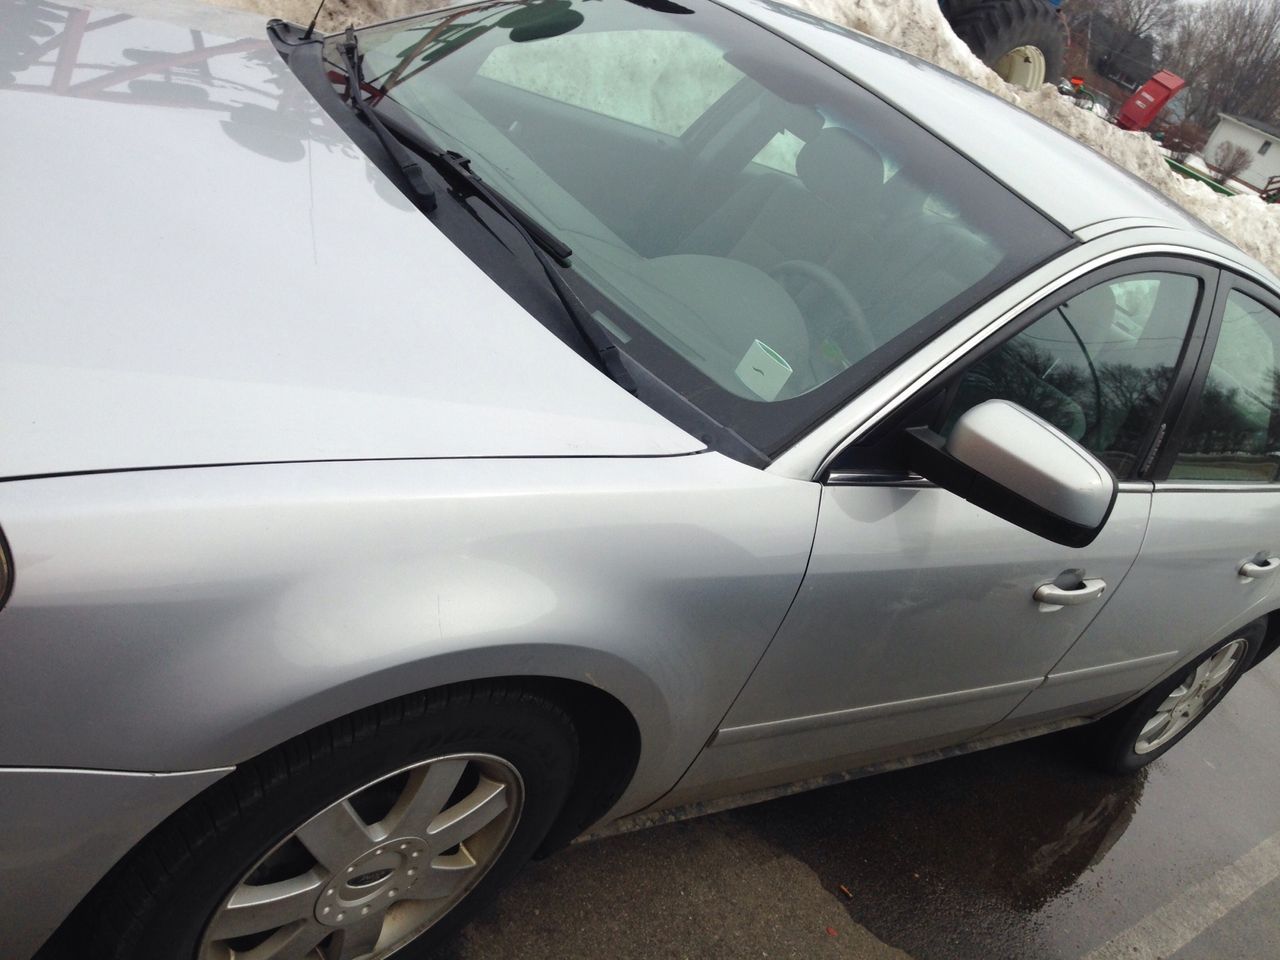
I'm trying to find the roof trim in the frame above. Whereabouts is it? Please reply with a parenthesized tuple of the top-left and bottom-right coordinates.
(1217, 114, 1280, 141)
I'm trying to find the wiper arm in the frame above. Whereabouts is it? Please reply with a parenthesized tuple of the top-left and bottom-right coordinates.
(378, 111, 573, 265)
(338, 27, 570, 263)
(338, 28, 632, 390)
(338, 27, 437, 213)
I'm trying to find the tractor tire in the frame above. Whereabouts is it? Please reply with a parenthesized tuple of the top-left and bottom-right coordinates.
(946, 0, 1067, 90)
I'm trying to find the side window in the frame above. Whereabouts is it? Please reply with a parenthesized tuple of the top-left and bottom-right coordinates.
(476, 30, 742, 136)
(943, 273, 1199, 479)
(1170, 291, 1280, 482)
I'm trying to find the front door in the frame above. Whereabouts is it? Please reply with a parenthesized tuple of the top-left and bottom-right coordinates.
(668, 260, 1214, 804)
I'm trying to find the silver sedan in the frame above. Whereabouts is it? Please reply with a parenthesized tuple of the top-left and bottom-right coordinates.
(2, 0, 1278, 957)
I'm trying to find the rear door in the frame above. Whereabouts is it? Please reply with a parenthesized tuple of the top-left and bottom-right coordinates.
(1006, 272, 1280, 726)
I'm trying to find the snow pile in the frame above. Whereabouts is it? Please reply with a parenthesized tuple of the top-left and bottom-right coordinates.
(787, 0, 1280, 275)
(227, 0, 1280, 274)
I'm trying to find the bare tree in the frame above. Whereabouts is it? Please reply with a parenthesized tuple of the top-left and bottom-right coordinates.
(1210, 141, 1254, 185)
(1161, 120, 1207, 164)
(1103, 0, 1181, 41)
(1161, 0, 1280, 129)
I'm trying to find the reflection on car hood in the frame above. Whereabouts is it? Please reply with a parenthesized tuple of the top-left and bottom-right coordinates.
(0, 0, 702, 479)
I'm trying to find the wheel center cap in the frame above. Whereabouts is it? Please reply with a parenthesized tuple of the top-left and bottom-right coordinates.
(350, 868, 394, 887)
(315, 836, 429, 927)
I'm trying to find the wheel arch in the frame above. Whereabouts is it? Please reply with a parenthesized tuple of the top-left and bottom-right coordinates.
(37, 673, 646, 959)
(1250, 608, 1280, 669)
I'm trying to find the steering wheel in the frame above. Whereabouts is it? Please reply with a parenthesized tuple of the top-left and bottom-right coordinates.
(767, 260, 876, 364)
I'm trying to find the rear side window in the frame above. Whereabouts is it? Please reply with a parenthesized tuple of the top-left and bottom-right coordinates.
(1171, 291, 1280, 482)
(944, 273, 1199, 479)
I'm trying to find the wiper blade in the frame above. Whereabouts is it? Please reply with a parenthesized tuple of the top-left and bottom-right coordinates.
(338, 27, 570, 263)
(338, 28, 631, 390)
(379, 112, 574, 265)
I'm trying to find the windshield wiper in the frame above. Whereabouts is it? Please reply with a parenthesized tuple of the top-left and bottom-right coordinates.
(337, 28, 632, 390)
(337, 28, 437, 214)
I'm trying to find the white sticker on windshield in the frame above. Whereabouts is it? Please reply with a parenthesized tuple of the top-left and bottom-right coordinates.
(735, 339, 793, 401)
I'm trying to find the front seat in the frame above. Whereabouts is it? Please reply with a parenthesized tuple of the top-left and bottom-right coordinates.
(678, 125, 887, 275)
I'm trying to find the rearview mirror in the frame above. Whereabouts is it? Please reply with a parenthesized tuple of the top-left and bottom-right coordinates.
(905, 400, 1118, 547)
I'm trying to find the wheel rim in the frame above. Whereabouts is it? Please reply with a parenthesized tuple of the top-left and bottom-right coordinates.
(994, 44, 1047, 90)
(199, 753, 524, 960)
(1134, 639, 1248, 755)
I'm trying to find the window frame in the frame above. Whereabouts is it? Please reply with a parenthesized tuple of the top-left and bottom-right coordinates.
(828, 256, 1221, 484)
(1154, 271, 1280, 485)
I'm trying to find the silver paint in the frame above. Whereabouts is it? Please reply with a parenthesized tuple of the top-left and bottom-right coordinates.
(0, 454, 818, 788)
(0, 766, 231, 959)
(5, 1, 1280, 956)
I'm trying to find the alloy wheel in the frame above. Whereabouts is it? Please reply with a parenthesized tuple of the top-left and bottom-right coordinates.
(198, 753, 524, 960)
(1134, 639, 1249, 755)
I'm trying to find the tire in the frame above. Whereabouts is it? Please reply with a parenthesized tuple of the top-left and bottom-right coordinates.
(85, 683, 578, 960)
(945, 0, 1067, 90)
(1089, 622, 1264, 775)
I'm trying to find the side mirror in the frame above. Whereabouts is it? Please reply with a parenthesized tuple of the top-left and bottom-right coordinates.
(905, 400, 1118, 547)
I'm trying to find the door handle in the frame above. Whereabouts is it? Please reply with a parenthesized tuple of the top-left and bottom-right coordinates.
(1034, 578, 1107, 612)
(1239, 556, 1280, 579)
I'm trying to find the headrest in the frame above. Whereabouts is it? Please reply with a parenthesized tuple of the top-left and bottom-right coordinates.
(795, 126, 885, 206)
(1060, 283, 1120, 343)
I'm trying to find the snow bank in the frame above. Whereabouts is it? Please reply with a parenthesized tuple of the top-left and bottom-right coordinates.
(229, 0, 1280, 274)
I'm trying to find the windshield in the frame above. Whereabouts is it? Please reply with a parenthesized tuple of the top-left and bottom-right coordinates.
(328, 0, 1068, 454)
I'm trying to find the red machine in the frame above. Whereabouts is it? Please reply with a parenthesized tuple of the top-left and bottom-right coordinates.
(1116, 70, 1186, 131)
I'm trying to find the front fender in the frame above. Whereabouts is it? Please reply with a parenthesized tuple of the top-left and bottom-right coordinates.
(0, 454, 818, 816)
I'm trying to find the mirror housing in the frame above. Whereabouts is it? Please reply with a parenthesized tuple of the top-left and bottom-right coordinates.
(905, 400, 1118, 548)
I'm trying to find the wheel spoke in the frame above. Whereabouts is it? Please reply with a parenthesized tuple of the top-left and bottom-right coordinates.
(379, 758, 468, 839)
(296, 800, 376, 873)
(1206, 647, 1239, 687)
(1157, 686, 1190, 714)
(326, 913, 384, 960)
(206, 873, 325, 940)
(1189, 659, 1212, 691)
(1139, 711, 1172, 743)
(427, 778, 508, 851)
(1164, 711, 1192, 742)
(242, 920, 328, 960)
(408, 847, 478, 900)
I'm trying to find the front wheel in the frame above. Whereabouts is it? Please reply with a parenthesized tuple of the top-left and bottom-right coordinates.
(1090, 623, 1263, 774)
(91, 684, 578, 960)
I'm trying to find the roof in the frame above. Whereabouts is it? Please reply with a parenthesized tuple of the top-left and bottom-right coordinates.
(721, 0, 1218, 238)
(1218, 114, 1280, 141)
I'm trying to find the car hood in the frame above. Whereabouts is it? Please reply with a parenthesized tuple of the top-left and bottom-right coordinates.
(0, 0, 702, 480)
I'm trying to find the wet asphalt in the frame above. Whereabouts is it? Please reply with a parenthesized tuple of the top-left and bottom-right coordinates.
(441, 654, 1280, 960)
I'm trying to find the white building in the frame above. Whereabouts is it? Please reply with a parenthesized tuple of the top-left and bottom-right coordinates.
(1203, 114, 1280, 193)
